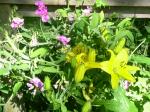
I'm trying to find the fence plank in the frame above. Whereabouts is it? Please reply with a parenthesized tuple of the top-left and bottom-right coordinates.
(1, 0, 150, 6)
(0, 4, 11, 24)
(1, 0, 150, 18)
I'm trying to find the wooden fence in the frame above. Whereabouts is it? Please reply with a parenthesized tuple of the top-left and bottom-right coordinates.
(1, 0, 150, 23)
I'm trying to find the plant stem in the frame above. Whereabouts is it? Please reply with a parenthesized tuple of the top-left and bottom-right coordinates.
(129, 38, 146, 58)
(4, 31, 29, 60)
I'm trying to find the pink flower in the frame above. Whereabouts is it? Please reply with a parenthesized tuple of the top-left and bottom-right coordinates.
(41, 15, 50, 22)
(11, 17, 24, 29)
(35, 6, 48, 15)
(82, 6, 92, 16)
(35, 0, 45, 7)
(123, 80, 130, 90)
(68, 13, 75, 22)
(35, 0, 49, 22)
(57, 35, 70, 45)
(27, 77, 44, 95)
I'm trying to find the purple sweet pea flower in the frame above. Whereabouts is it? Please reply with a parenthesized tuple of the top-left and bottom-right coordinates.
(41, 14, 50, 22)
(57, 35, 70, 45)
(82, 6, 92, 16)
(35, 0, 45, 7)
(27, 77, 44, 95)
(11, 17, 24, 29)
(35, 0, 49, 22)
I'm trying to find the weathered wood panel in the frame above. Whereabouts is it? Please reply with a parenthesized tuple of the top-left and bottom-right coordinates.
(1, 0, 150, 6)
(1, 0, 150, 18)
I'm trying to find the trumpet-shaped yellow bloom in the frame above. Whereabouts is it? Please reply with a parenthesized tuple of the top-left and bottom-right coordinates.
(66, 43, 101, 83)
(66, 43, 139, 88)
(99, 48, 140, 89)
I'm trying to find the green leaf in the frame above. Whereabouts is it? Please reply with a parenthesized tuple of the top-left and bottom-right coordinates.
(56, 9, 68, 17)
(90, 12, 99, 29)
(0, 68, 9, 76)
(95, 0, 107, 7)
(104, 100, 120, 112)
(44, 76, 52, 102)
(0, 89, 9, 94)
(99, 11, 104, 23)
(145, 26, 150, 33)
(13, 82, 22, 95)
(143, 102, 150, 112)
(140, 70, 150, 77)
(71, 57, 77, 68)
(21, 32, 31, 39)
(117, 18, 131, 28)
(13, 63, 30, 71)
(112, 87, 138, 112)
(130, 55, 150, 65)
(81, 101, 92, 112)
(61, 103, 67, 112)
(30, 47, 48, 58)
(125, 30, 134, 42)
(44, 76, 51, 91)
(43, 67, 58, 73)
(75, 17, 88, 32)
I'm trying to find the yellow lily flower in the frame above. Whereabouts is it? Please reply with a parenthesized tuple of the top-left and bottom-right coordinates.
(66, 43, 101, 83)
(74, 48, 101, 83)
(99, 48, 140, 89)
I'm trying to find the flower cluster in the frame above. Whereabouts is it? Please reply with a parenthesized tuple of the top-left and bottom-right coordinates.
(35, 0, 50, 22)
(82, 6, 92, 16)
(11, 17, 24, 29)
(27, 77, 44, 95)
(57, 35, 70, 45)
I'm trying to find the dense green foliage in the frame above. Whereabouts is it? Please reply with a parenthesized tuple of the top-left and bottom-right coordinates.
(0, 1, 150, 112)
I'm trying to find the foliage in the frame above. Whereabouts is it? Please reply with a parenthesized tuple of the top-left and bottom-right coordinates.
(0, 0, 150, 112)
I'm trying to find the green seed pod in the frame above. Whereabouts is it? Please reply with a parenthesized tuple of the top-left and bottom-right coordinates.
(114, 38, 126, 54)
(44, 76, 52, 102)
(81, 101, 92, 112)
(44, 76, 51, 91)
(71, 57, 77, 68)
(75, 64, 86, 83)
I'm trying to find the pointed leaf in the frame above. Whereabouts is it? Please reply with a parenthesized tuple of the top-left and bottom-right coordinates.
(13, 82, 22, 95)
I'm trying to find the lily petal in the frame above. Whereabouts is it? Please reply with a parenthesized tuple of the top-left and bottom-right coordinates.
(111, 74, 120, 89)
(88, 48, 96, 62)
(100, 61, 113, 75)
(75, 64, 86, 83)
(115, 48, 129, 65)
(125, 65, 140, 73)
(119, 68, 136, 82)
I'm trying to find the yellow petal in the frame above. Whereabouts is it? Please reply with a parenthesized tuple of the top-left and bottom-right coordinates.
(85, 62, 101, 69)
(72, 43, 88, 55)
(75, 64, 86, 83)
(76, 53, 87, 64)
(115, 48, 129, 66)
(88, 48, 96, 62)
(108, 50, 116, 64)
(114, 38, 126, 54)
(99, 61, 113, 75)
(111, 74, 120, 89)
(66, 52, 75, 62)
(119, 68, 136, 82)
(125, 65, 140, 73)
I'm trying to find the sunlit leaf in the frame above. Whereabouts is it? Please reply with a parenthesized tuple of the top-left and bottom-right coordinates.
(13, 82, 22, 95)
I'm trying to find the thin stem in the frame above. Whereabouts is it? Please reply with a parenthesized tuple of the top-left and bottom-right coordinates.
(0, 104, 5, 106)
(39, 20, 46, 38)
(129, 38, 146, 58)
(4, 31, 29, 60)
